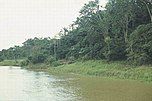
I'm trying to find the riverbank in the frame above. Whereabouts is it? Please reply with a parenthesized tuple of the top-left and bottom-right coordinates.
(28, 60, 152, 83)
(0, 60, 23, 66)
(0, 60, 152, 82)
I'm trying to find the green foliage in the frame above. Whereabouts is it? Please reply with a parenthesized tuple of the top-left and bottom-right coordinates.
(128, 23, 152, 65)
(20, 60, 29, 67)
(0, 60, 22, 66)
(28, 53, 47, 64)
(48, 60, 152, 82)
(51, 61, 62, 67)
(0, 57, 4, 62)
(45, 56, 56, 65)
(0, 0, 151, 66)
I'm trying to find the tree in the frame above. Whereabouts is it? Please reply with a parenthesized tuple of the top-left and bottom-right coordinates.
(127, 23, 152, 65)
(103, 0, 135, 60)
(0, 0, 151, 66)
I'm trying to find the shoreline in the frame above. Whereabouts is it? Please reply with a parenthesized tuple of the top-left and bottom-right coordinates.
(0, 60, 152, 83)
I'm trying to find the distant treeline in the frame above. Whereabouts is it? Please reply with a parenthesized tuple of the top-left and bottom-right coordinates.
(0, 0, 152, 66)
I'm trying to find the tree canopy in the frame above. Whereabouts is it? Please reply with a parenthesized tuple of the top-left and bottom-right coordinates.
(0, 0, 151, 66)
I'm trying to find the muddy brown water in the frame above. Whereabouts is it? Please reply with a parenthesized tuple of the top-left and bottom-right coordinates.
(0, 66, 151, 101)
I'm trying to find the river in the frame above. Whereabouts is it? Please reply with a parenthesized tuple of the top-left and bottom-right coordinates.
(0, 66, 151, 101)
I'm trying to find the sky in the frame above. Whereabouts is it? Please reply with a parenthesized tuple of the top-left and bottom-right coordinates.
(0, 0, 107, 50)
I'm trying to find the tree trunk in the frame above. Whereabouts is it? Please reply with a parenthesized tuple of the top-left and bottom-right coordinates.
(143, 1, 152, 22)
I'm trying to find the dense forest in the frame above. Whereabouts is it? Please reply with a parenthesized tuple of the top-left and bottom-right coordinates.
(0, 0, 152, 66)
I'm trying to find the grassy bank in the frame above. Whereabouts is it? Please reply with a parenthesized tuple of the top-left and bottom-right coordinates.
(1, 59, 152, 82)
(0, 60, 23, 66)
(46, 60, 152, 82)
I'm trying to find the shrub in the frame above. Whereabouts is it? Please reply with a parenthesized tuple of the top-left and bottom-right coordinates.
(27, 53, 47, 64)
(20, 60, 29, 67)
(45, 56, 56, 65)
(0, 57, 4, 62)
(51, 61, 62, 67)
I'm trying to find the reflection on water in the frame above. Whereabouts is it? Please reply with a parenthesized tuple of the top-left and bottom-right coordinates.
(0, 66, 151, 101)
(0, 66, 79, 101)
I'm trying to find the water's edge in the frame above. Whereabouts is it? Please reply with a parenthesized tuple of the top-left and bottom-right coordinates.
(0, 66, 152, 101)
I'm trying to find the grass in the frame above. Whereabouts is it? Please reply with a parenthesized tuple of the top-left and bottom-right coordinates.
(0, 59, 152, 82)
(46, 60, 152, 82)
(0, 60, 23, 66)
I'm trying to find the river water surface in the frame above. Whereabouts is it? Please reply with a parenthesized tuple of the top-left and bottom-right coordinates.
(0, 66, 152, 101)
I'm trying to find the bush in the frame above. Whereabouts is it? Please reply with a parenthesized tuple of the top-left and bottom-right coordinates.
(45, 56, 56, 65)
(51, 61, 62, 67)
(27, 53, 47, 64)
(20, 60, 29, 67)
(0, 57, 4, 62)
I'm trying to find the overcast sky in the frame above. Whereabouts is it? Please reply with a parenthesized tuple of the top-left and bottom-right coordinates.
(0, 0, 107, 50)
